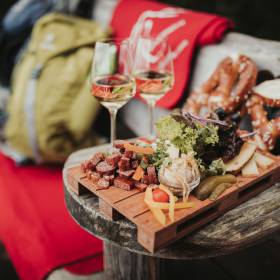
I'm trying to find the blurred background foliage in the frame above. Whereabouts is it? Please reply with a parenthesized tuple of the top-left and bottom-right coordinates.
(1, 0, 279, 41)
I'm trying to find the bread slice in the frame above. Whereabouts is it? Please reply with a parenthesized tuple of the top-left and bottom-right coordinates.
(225, 142, 257, 173)
(253, 151, 275, 169)
(242, 157, 259, 177)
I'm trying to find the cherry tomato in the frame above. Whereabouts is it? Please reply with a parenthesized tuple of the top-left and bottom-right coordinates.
(152, 189, 169, 202)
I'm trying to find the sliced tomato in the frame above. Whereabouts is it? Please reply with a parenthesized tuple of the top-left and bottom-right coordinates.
(152, 188, 169, 203)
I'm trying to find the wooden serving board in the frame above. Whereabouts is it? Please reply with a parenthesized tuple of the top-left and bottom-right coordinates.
(67, 159, 280, 253)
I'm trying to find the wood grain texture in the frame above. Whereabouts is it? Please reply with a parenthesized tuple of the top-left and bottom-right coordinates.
(63, 144, 280, 259)
(104, 242, 161, 280)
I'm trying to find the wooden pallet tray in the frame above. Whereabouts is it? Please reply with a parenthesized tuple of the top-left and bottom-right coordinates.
(67, 158, 280, 253)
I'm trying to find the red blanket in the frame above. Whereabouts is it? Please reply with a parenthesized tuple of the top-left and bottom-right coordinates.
(0, 152, 103, 280)
(110, 0, 233, 109)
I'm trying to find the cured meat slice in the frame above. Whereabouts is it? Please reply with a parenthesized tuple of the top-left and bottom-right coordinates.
(118, 157, 130, 171)
(103, 174, 115, 185)
(97, 178, 110, 189)
(91, 152, 104, 167)
(96, 161, 116, 175)
(91, 171, 101, 182)
(106, 153, 121, 166)
(81, 160, 94, 172)
(141, 174, 150, 185)
(118, 169, 135, 178)
(124, 150, 134, 158)
(86, 170, 101, 182)
(147, 166, 158, 184)
(114, 140, 128, 149)
(81, 161, 87, 173)
(135, 183, 148, 192)
(114, 177, 135, 191)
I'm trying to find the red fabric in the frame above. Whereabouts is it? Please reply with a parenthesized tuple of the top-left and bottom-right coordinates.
(110, 0, 233, 109)
(0, 152, 103, 280)
(64, 256, 103, 275)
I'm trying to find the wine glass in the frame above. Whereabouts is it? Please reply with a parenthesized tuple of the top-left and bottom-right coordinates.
(91, 38, 136, 149)
(133, 37, 174, 136)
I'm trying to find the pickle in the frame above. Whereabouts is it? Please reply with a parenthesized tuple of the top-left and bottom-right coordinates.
(194, 174, 236, 200)
(209, 183, 232, 201)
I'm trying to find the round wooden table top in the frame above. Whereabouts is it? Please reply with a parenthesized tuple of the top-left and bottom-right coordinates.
(63, 144, 280, 260)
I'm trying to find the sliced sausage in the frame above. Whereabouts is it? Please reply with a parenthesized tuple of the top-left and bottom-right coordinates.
(141, 174, 150, 185)
(118, 169, 135, 178)
(103, 174, 115, 185)
(106, 153, 121, 166)
(96, 161, 116, 175)
(97, 178, 110, 189)
(135, 183, 148, 192)
(114, 140, 128, 149)
(114, 177, 135, 191)
(81, 160, 95, 172)
(118, 157, 130, 171)
(91, 172, 101, 182)
(86, 170, 101, 182)
(80, 161, 87, 173)
(147, 166, 158, 184)
(124, 150, 134, 158)
(91, 152, 104, 168)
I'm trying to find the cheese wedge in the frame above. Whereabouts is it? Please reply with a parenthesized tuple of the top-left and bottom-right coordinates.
(242, 157, 259, 177)
(253, 151, 275, 169)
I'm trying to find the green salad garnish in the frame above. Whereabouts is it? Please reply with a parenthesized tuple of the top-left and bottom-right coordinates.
(156, 115, 219, 156)
(150, 139, 169, 170)
(154, 112, 225, 177)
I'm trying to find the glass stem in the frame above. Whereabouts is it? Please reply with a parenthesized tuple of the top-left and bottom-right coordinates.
(148, 100, 156, 137)
(109, 108, 118, 149)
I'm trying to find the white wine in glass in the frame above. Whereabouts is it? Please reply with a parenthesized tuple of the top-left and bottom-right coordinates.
(91, 39, 135, 149)
(133, 37, 174, 136)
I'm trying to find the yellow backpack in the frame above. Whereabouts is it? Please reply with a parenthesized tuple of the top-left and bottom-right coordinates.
(4, 13, 108, 163)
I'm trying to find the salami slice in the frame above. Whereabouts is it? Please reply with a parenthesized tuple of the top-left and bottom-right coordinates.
(97, 178, 110, 189)
(106, 153, 121, 166)
(141, 174, 150, 185)
(124, 150, 134, 158)
(118, 157, 130, 171)
(114, 140, 128, 149)
(135, 183, 148, 192)
(118, 169, 135, 178)
(81, 160, 94, 173)
(114, 177, 135, 191)
(91, 172, 101, 182)
(103, 174, 115, 185)
(91, 152, 104, 167)
(147, 166, 158, 184)
(96, 161, 116, 175)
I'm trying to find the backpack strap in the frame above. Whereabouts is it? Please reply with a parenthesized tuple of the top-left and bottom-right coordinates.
(24, 63, 43, 163)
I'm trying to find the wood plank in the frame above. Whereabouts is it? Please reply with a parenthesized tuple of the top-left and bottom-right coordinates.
(99, 198, 121, 221)
(97, 186, 140, 204)
(114, 192, 149, 221)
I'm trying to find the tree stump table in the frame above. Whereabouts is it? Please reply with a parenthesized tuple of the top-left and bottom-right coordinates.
(63, 144, 280, 280)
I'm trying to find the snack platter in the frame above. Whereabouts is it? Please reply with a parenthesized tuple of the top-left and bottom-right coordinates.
(67, 143, 280, 253)
(67, 53, 280, 253)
